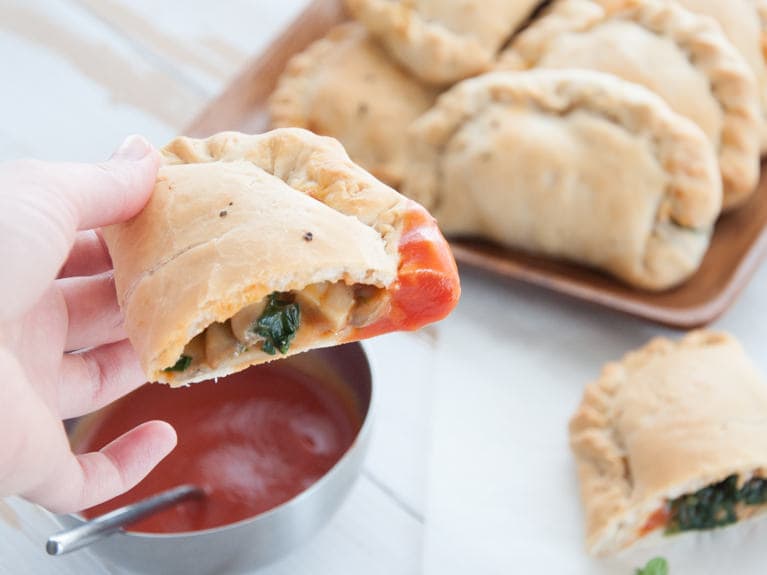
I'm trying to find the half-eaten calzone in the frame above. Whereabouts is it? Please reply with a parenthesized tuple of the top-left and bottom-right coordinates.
(403, 70, 722, 291)
(103, 129, 460, 386)
(570, 331, 767, 556)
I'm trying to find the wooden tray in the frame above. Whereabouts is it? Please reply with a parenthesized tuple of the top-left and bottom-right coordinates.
(186, 0, 767, 329)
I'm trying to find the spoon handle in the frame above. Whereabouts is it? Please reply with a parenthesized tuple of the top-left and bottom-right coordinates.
(47, 484, 204, 556)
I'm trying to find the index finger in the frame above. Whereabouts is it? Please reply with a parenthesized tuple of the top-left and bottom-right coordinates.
(57, 230, 112, 278)
(0, 136, 160, 322)
(24, 421, 177, 514)
(42, 135, 160, 231)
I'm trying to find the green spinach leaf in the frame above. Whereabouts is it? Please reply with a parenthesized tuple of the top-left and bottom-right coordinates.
(740, 477, 767, 506)
(163, 354, 192, 372)
(666, 475, 738, 533)
(253, 292, 301, 355)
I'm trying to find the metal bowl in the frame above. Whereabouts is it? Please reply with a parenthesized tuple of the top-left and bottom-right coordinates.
(55, 342, 374, 575)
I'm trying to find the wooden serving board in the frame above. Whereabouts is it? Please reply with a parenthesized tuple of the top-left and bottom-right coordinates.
(186, 0, 767, 329)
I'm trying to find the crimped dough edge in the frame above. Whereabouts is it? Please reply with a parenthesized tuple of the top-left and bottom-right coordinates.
(106, 128, 409, 384)
(569, 330, 767, 555)
(344, 0, 497, 85)
(499, 0, 761, 209)
(403, 69, 722, 290)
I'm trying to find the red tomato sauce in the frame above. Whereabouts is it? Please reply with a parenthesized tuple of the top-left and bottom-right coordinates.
(75, 362, 361, 533)
(353, 202, 461, 340)
(639, 506, 670, 537)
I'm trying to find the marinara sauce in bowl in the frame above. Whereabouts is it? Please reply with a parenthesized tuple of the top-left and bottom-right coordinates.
(59, 343, 373, 575)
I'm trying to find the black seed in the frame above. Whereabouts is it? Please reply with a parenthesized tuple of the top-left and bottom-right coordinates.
(219, 210, 228, 217)
(303, 231, 314, 242)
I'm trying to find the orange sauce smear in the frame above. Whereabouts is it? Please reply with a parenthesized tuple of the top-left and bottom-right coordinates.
(639, 506, 671, 537)
(76, 362, 361, 533)
(353, 202, 461, 340)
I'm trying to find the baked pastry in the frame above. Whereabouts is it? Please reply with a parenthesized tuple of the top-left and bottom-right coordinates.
(344, 0, 542, 85)
(665, 0, 767, 152)
(269, 23, 438, 188)
(499, 0, 761, 209)
(102, 129, 460, 386)
(403, 70, 722, 290)
(570, 331, 767, 556)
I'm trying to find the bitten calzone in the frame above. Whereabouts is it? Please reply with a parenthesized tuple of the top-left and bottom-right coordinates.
(570, 331, 767, 556)
(103, 129, 460, 386)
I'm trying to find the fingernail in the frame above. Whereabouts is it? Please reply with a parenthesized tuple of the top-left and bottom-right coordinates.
(113, 134, 152, 161)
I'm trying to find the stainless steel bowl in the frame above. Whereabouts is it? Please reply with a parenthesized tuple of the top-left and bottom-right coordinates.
(55, 342, 374, 575)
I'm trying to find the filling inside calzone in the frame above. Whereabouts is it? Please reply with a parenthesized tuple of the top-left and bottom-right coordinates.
(103, 130, 460, 386)
(163, 282, 389, 376)
(640, 474, 767, 536)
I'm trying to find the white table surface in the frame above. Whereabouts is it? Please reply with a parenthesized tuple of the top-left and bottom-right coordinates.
(0, 2, 766, 574)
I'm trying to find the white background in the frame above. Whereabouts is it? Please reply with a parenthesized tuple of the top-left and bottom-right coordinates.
(0, 1, 765, 574)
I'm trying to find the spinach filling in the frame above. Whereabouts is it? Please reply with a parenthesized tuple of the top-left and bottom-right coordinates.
(740, 477, 767, 506)
(667, 475, 738, 533)
(251, 292, 301, 355)
(163, 354, 192, 373)
(161, 292, 302, 373)
(666, 474, 767, 534)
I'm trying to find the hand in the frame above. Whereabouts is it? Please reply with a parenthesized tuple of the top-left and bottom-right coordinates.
(0, 136, 177, 513)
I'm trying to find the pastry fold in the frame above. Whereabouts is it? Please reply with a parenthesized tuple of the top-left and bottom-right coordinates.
(103, 129, 459, 385)
(498, 0, 761, 209)
(570, 331, 767, 556)
(344, 0, 541, 85)
(403, 70, 722, 290)
(269, 23, 438, 188)
(667, 0, 767, 152)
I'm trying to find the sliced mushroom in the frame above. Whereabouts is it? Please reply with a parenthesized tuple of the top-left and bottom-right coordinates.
(350, 287, 389, 327)
(230, 300, 267, 345)
(296, 282, 328, 309)
(205, 320, 240, 369)
(296, 281, 355, 332)
(320, 282, 356, 331)
(179, 331, 207, 373)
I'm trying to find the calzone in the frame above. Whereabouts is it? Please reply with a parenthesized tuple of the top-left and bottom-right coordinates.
(269, 23, 439, 188)
(659, 0, 767, 152)
(103, 129, 460, 386)
(499, 0, 761, 209)
(570, 331, 767, 555)
(403, 70, 722, 290)
(344, 0, 542, 85)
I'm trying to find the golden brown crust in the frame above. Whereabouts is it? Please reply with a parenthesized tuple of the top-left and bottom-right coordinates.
(344, 0, 541, 85)
(403, 69, 721, 290)
(268, 23, 438, 187)
(570, 331, 767, 555)
(103, 129, 410, 385)
(499, 0, 761, 209)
